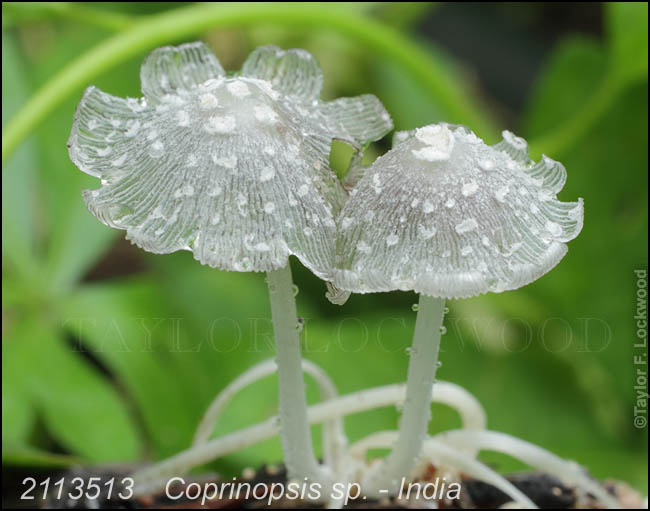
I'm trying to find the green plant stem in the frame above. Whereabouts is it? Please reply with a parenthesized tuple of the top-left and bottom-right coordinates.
(2, 2, 134, 32)
(266, 264, 331, 486)
(362, 294, 445, 497)
(2, 2, 496, 164)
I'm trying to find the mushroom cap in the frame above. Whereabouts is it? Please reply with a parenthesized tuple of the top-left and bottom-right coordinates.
(68, 43, 392, 277)
(333, 123, 584, 299)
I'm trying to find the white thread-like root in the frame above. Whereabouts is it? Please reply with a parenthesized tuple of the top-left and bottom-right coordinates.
(132, 383, 616, 509)
(349, 431, 537, 509)
(434, 430, 619, 509)
(133, 417, 277, 496)
(192, 358, 346, 471)
(193, 359, 278, 446)
(430, 381, 487, 431)
(132, 381, 481, 496)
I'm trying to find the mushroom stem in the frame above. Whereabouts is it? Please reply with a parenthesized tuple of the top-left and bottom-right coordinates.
(266, 264, 332, 487)
(361, 294, 446, 497)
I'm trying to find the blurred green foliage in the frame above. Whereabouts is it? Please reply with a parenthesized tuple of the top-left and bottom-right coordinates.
(2, 1, 647, 492)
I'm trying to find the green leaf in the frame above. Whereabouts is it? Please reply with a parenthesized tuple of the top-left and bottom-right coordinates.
(2, 446, 80, 468)
(523, 33, 647, 477)
(2, 32, 40, 279)
(6, 319, 142, 462)
(1, 367, 35, 447)
(525, 78, 647, 490)
(3, 300, 38, 449)
(372, 2, 439, 30)
(606, 2, 648, 84)
(150, 252, 292, 407)
(527, 4, 648, 157)
(23, 24, 141, 292)
(43, 193, 118, 293)
(60, 278, 201, 458)
(38, 102, 118, 293)
(371, 55, 447, 131)
(59, 252, 325, 463)
(523, 36, 606, 138)
(370, 41, 494, 137)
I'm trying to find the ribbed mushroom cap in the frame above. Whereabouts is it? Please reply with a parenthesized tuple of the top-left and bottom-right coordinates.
(333, 123, 584, 298)
(68, 43, 392, 278)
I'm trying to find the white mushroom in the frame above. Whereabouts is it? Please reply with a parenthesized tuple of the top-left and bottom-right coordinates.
(69, 43, 392, 277)
(334, 124, 582, 297)
(331, 123, 584, 497)
(68, 42, 393, 490)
